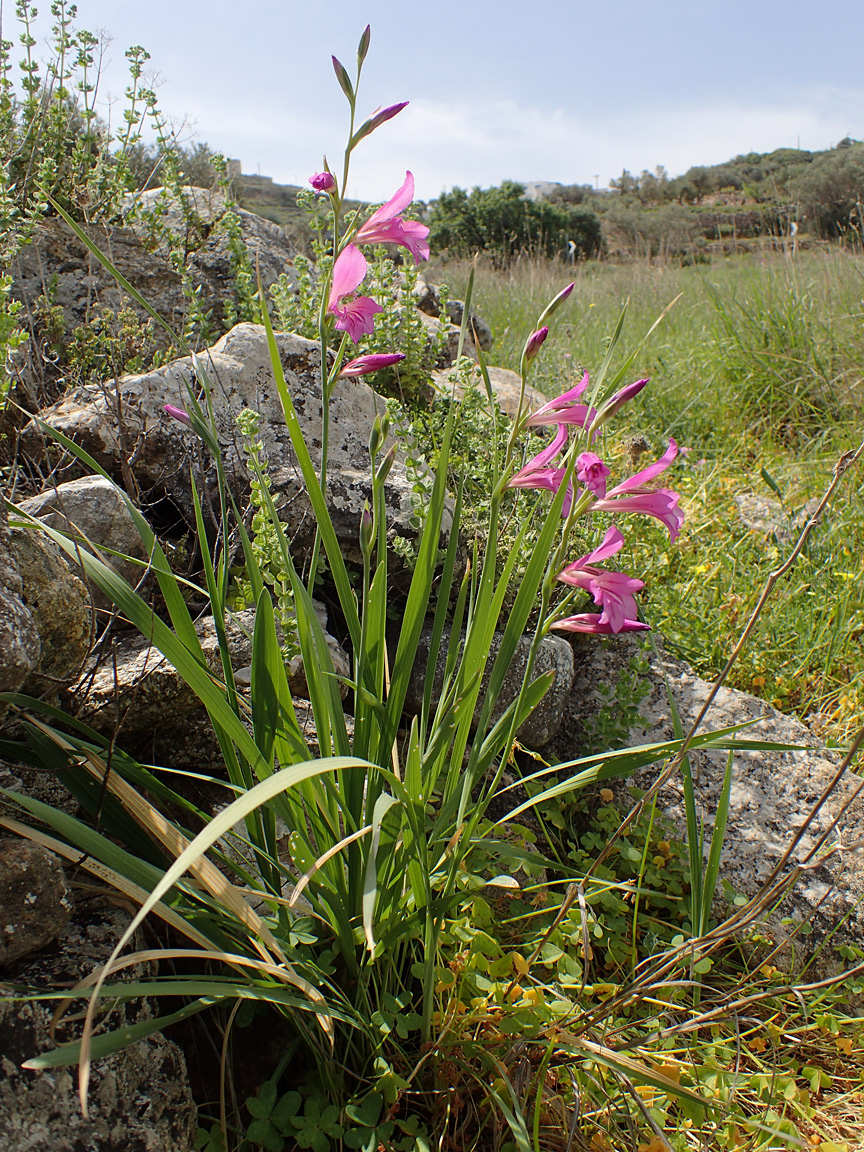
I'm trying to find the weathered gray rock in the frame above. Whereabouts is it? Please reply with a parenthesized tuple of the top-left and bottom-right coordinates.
(17, 476, 149, 604)
(431, 363, 547, 421)
(6, 525, 91, 694)
(417, 310, 478, 367)
(734, 492, 822, 544)
(125, 185, 296, 294)
(30, 323, 441, 562)
(11, 194, 297, 408)
(406, 628, 575, 748)
(414, 279, 493, 351)
(0, 502, 41, 696)
(76, 608, 257, 735)
(445, 299, 494, 352)
(0, 898, 196, 1152)
(76, 602, 350, 737)
(0, 841, 71, 965)
(548, 634, 864, 968)
(141, 698, 355, 781)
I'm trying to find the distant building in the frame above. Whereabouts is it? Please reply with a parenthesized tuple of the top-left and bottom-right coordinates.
(522, 180, 562, 201)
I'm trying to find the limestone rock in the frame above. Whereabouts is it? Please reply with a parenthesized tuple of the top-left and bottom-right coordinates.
(125, 185, 296, 294)
(30, 323, 441, 563)
(0, 898, 196, 1152)
(734, 492, 822, 543)
(18, 475, 150, 605)
(406, 628, 575, 748)
(140, 699, 355, 781)
(12, 196, 297, 408)
(76, 609, 257, 736)
(0, 841, 71, 965)
(416, 311, 477, 366)
(548, 634, 864, 968)
(431, 363, 548, 421)
(414, 279, 493, 350)
(7, 525, 91, 694)
(0, 502, 40, 696)
(445, 298, 494, 352)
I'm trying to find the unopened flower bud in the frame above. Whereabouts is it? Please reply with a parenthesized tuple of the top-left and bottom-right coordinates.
(375, 444, 396, 484)
(350, 101, 409, 148)
(163, 404, 191, 427)
(341, 353, 405, 379)
(538, 281, 575, 324)
(368, 413, 390, 460)
(309, 170, 336, 193)
(331, 55, 354, 101)
(523, 326, 549, 362)
(588, 377, 648, 434)
(357, 24, 371, 67)
(359, 502, 373, 556)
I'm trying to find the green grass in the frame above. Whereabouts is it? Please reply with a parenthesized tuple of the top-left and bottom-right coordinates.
(430, 249, 864, 740)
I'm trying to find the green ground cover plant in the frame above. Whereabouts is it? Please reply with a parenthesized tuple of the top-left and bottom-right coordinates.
(1, 10, 864, 1152)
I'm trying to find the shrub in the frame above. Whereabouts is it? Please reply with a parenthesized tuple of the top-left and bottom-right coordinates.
(428, 180, 601, 264)
(794, 142, 864, 241)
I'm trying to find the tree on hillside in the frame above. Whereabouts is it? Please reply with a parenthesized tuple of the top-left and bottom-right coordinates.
(427, 181, 601, 264)
(794, 144, 864, 240)
(610, 167, 672, 206)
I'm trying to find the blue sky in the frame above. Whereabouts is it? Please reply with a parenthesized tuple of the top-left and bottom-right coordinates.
(7, 0, 863, 201)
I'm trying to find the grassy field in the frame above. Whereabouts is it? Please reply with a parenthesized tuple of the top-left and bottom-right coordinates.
(429, 247, 864, 740)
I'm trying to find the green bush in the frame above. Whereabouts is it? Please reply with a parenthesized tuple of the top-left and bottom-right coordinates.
(427, 180, 601, 264)
(793, 142, 864, 241)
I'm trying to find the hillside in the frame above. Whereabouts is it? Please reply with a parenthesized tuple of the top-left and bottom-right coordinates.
(230, 139, 864, 263)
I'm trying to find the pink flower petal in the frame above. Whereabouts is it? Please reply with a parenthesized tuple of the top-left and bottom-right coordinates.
(329, 244, 368, 310)
(606, 438, 678, 496)
(331, 296, 383, 343)
(551, 613, 649, 634)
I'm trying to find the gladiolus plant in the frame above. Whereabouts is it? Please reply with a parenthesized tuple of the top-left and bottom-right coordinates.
(8, 28, 738, 1152)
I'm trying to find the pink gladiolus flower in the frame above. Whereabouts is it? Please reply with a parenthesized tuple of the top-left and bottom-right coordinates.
(526, 372, 598, 431)
(551, 613, 649, 635)
(338, 352, 406, 377)
(309, 171, 336, 192)
(164, 404, 191, 426)
(352, 171, 430, 264)
(508, 423, 567, 481)
(590, 439, 684, 540)
(557, 524, 645, 633)
(576, 452, 610, 497)
(524, 326, 549, 362)
(327, 244, 383, 342)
